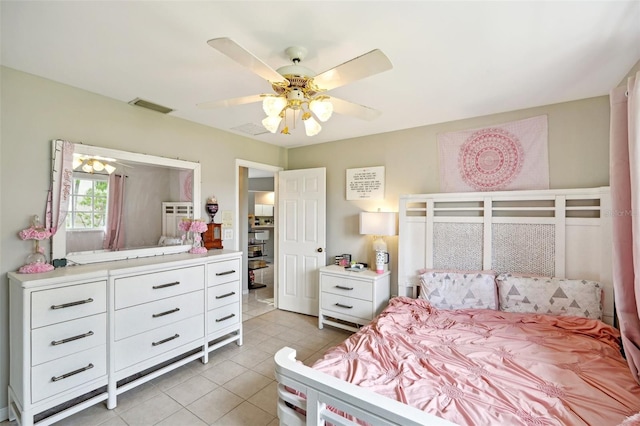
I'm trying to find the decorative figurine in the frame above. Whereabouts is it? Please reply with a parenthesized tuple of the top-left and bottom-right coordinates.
(205, 196, 219, 223)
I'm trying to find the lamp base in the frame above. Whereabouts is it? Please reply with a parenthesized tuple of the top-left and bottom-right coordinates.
(370, 236, 390, 274)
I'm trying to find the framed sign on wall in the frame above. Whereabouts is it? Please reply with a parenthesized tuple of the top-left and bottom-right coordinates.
(346, 166, 385, 200)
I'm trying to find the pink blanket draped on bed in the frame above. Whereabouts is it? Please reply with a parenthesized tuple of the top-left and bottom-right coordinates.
(311, 297, 640, 426)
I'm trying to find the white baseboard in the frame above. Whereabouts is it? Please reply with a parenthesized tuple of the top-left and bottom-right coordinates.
(0, 405, 8, 421)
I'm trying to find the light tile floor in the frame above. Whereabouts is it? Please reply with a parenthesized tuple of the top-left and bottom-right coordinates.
(2, 294, 351, 426)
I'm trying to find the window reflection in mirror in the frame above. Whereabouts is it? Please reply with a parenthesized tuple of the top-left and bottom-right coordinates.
(51, 141, 201, 264)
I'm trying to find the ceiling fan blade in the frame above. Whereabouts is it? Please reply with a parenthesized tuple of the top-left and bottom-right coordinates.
(197, 94, 264, 109)
(207, 37, 288, 85)
(330, 97, 381, 121)
(313, 49, 392, 91)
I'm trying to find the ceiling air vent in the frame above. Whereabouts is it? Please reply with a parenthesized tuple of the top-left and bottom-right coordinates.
(232, 123, 269, 136)
(128, 98, 173, 114)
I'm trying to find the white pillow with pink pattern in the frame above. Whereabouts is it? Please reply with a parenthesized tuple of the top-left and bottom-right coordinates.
(496, 273, 603, 320)
(419, 269, 498, 310)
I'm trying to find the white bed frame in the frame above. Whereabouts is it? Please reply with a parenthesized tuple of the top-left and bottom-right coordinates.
(275, 187, 613, 425)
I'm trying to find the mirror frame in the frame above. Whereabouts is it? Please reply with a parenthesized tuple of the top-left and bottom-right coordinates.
(51, 141, 201, 264)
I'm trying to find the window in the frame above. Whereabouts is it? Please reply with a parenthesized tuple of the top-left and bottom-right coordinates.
(67, 175, 109, 230)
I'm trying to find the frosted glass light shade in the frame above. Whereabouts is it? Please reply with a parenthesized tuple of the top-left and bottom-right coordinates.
(359, 212, 397, 236)
(309, 99, 333, 122)
(104, 163, 116, 174)
(262, 115, 283, 133)
(262, 96, 287, 117)
(303, 115, 321, 136)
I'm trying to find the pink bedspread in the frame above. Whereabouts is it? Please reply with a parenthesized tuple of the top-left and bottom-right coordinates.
(312, 297, 640, 425)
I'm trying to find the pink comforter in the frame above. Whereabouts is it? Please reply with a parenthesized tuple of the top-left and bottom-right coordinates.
(312, 297, 640, 426)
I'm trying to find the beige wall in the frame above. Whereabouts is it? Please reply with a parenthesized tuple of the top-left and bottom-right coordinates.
(0, 66, 288, 413)
(287, 96, 611, 293)
(0, 65, 615, 417)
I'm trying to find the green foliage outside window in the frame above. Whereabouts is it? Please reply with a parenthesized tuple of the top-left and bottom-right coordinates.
(67, 177, 109, 229)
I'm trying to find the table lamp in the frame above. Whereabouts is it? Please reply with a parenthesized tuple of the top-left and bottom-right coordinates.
(359, 211, 397, 273)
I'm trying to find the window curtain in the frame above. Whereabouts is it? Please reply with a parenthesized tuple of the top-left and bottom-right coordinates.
(610, 71, 640, 384)
(103, 174, 126, 250)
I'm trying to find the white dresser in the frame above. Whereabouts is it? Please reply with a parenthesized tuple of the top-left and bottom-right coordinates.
(7, 250, 242, 426)
(318, 265, 391, 332)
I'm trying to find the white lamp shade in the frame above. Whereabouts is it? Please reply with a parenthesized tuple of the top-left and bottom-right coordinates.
(309, 99, 333, 122)
(262, 115, 282, 133)
(104, 163, 116, 174)
(359, 211, 397, 236)
(262, 96, 287, 117)
(303, 115, 322, 136)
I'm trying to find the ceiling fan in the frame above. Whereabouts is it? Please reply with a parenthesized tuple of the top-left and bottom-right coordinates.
(198, 37, 393, 136)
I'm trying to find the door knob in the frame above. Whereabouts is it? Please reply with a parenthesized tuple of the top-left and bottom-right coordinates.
(317, 248, 323, 253)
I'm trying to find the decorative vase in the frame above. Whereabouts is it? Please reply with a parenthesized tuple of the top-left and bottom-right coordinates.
(205, 202, 219, 223)
(205, 196, 219, 223)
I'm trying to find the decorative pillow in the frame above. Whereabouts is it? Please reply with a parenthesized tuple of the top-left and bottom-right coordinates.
(496, 273, 603, 320)
(419, 270, 498, 310)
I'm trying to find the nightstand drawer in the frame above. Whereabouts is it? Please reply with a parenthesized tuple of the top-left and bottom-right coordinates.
(321, 293, 373, 320)
(207, 259, 241, 286)
(114, 265, 205, 309)
(32, 281, 107, 329)
(321, 274, 373, 301)
(32, 313, 106, 366)
(208, 281, 240, 310)
(114, 290, 205, 340)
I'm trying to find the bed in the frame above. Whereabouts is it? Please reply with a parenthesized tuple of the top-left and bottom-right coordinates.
(274, 187, 640, 426)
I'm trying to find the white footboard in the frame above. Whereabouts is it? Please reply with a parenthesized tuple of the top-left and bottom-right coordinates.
(274, 347, 454, 426)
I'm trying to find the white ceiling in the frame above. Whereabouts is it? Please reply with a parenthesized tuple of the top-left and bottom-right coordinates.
(2, 1, 639, 148)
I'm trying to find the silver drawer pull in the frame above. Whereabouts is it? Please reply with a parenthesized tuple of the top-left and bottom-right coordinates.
(215, 313, 236, 322)
(215, 292, 236, 299)
(51, 331, 94, 346)
(51, 298, 94, 310)
(335, 303, 353, 309)
(152, 281, 180, 289)
(152, 334, 179, 346)
(51, 363, 94, 382)
(335, 285, 354, 290)
(215, 270, 236, 276)
(152, 308, 180, 318)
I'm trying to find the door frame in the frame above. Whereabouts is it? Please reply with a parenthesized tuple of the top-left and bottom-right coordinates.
(235, 159, 283, 304)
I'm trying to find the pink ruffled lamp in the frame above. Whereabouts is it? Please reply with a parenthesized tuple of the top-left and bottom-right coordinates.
(18, 215, 55, 274)
(178, 218, 208, 254)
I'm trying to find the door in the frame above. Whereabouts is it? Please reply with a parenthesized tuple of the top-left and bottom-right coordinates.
(277, 168, 326, 315)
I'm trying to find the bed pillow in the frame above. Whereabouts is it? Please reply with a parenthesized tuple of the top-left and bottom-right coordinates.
(496, 273, 603, 320)
(419, 270, 498, 310)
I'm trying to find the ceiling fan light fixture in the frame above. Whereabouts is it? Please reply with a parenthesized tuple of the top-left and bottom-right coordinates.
(262, 96, 287, 117)
(72, 154, 85, 170)
(92, 160, 105, 172)
(309, 98, 334, 122)
(104, 163, 117, 174)
(302, 114, 321, 136)
(262, 115, 283, 133)
(82, 161, 93, 173)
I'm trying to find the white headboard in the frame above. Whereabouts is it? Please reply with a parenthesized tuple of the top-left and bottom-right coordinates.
(162, 202, 193, 237)
(398, 187, 614, 325)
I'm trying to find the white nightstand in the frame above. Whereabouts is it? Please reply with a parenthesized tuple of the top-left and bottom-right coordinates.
(318, 265, 391, 332)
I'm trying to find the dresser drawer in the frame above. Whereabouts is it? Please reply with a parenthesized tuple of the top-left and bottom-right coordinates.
(32, 313, 106, 367)
(207, 303, 240, 335)
(31, 281, 107, 329)
(207, 259, 241, 286)
(321, 293, 373, 321)
(114, 290, 205, 340)
(208, 281, 240, 310)
(31, 345, 106, 403)
(114, 315, 204, 371)
(320, 274, 373, 301)
(114, 265, 205, 309)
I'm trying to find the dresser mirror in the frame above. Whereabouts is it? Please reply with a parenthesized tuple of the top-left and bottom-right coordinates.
(50, 140, 201, 264)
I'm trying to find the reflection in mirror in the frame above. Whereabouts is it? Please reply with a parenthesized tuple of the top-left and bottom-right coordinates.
(51, 140, 201, 264)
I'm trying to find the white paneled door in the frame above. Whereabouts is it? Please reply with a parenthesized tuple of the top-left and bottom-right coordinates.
(277, 168, 326, 316)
